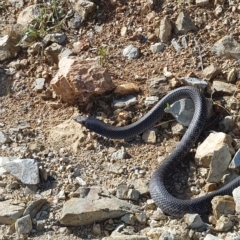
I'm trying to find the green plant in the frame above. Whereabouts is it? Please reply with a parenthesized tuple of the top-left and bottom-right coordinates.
(17, 0, 65, 46)
(98, 47, 108, 67)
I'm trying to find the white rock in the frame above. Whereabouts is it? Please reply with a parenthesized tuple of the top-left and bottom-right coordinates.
(15, 214, 32, 235)
(142, 129, 157, 143)
(111, 147, 126, 160)
(122, 45, 139, 60)
(214, 216, 233, 231)
(121, 214, 135, 225)
(206, 144, 232, 183)
(204, 234, 223, 240)
(76, 177, 87, 186)
(184, 213, 205, 229)
(145, 96, 159, 106)
(195, 132, 234, 168)
(0, 200, 25, 225)
(233, 186, 240, 213)
(58, 189, 66, 200)
(149, 208, 167, 221)
(3, 158, 40, 184)
(150, 43, 164, 54)
(159, 230, 178, 240)
(196, 0, 209, 6)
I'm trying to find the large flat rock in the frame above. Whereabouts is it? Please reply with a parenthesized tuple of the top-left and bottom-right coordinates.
(60, 187, 139, 226)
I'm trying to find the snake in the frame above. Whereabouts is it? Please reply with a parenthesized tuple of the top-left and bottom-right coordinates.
(74, 86, 240, 216)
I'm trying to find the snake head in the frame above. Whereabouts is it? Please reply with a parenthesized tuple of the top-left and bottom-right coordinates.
(73, 115, 88, 127)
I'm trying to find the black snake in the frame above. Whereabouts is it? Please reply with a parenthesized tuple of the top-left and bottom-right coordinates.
(74, 86, 240, 216)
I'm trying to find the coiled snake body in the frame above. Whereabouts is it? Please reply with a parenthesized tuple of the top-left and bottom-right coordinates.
(74, 86, 240, 216)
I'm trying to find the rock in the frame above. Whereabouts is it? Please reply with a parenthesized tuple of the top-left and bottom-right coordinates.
(146, 227, 162, 239)
(204, 234, 223, 240)
(58, 189, 66, 200)
(150, 43, 164, 54)
(120, 26, 127, 36)
(0, 200, 25, 224)
(114, 83, 140, 95)
(50, 57, 115, 104)
(184, 214, 206, 230)
(202, 64, 221, 81)
(211, 35, 240, 59)
(27, 42, 44, 55)
(76, 177, 87, 186)
(149, 208, 167, 221)
(36, 220, 45, 231)
(23, 198, 47, 218)
(142, 129, 157, 144)
(159, 230, 178, 240)
(58, 48, 74, 60)
(219, 116, 235, 133)
(211, 195, 235, 219)
(144, 199, 156, 210)
(92, 223, 101, 235)
(127, 189, 140, 201)
(121, 214, 136, 225)
(15, 214, 32, 235)
(68, 11, 82, 29)
(3, 158, 40, 184)
(195, 132, 234, 168)
(232, 186, 240, 213)
(227, 68, 237, 83)
(180, 77, 208, 90)
(60, 187, 139, 226)
(175, 12, 198, 34)
(133, 178, 149, 195)
(165, 98, 212, 127)
(204, 183, 217, 192)
(0, 35, 20, 61)
(135, 212, 147, 224)
(196, 0, 209, 6)
(171, 38, 182, 52)
(214, 215, 233, 232)
(159, 16, 172, 42)
(229, 149, 240, 168)
(122, 45, 140, 60)
(212, 80, 236, 94)
(206, 144, 232, 183)
(116, 183, 128, 199)
(146, 76, 169, 97)
(171, 123, 186, 135)
(111, 147, 126, 160)
(113, 95, 137, 108)
(69, 0, 96, 20)
(17, 5, 40, 27)
(34, 78, 45, 93)
(102, 232, 149, 240)
(0, 131, 7, 144)
(145, 96, 159, 106)
(44, 43, 63, 64)
(42, 33, 67, 45)
(48, 119, 86, 153)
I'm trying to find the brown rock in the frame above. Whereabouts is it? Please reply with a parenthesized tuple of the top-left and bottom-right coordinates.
(48, 118, 86, 153)
(50, 57, 115, 103)
(203, 64, 221, 81)
(211, 195, 235, 219)
(204, 183, 217, 192)
(114, 83, 140, 95)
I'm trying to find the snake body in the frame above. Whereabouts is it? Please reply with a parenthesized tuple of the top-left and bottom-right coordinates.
(74, 86, 240, 216)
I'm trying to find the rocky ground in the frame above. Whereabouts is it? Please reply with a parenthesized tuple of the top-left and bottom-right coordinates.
(0, 0, 240, 239)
